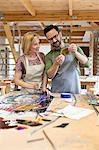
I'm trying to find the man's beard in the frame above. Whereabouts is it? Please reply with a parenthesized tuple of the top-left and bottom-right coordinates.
(51, 40, 61, 50)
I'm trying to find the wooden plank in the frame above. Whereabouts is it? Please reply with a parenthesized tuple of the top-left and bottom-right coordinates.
(63, 26, 99, 31)
(20, 0, 35, 16)
(0, 30, 85, 37)
(0, 0, 99, 12)
(69, 0, 73, 16)
(3, 23, 19, 62)
(3, 10, 99, 21)
(1, 25, 99, 31)
(89, 33, 94, 75)
(39, 22, 45, 30)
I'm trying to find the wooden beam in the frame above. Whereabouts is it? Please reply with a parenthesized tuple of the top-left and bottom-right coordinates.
(16, 26, 99, 31)
(89, 33, 94, 75)
(1, 25, 99, 31)
(40, 39, 88, 44)
(0, 30, 85, 37)
(63, 26, 99, 31)
(39, 22, 45, 30)
(3, 10, 99, 22)
(3, 23, 19, 62)
(0, 38, 89, 44)
(16, 24, 22, 52)
(20, 0, 35, 16)
(68, 0, 73, 16)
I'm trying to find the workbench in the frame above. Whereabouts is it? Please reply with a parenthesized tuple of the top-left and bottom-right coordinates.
(0, 94, 99, 150)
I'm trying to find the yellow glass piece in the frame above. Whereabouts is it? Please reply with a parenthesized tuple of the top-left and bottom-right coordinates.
(61, 47, 69, 55)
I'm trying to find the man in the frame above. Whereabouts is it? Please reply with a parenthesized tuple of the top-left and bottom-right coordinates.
(44, 25, 89, 94)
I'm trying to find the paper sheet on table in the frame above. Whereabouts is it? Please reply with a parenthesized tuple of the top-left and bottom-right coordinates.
(53, 105, 94, 120)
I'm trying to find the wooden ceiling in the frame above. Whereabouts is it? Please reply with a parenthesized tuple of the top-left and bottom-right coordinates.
(0, 0, 99, 45)
(0, 0, 99, 21)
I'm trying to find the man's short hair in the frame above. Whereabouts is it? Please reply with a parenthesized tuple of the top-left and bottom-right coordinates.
(44, 25, 60, 36)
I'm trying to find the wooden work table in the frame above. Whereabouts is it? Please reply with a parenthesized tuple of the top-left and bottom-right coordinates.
(0, 94, 99, 150)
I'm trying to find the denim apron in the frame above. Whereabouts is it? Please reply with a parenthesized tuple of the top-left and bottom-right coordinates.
(51, 53, 81, 94)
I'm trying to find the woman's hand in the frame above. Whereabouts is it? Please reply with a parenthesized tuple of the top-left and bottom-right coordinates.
(29, 83, 39, 90)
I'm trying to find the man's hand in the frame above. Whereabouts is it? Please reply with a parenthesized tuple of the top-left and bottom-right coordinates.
(47, 54, 65, 79)
(68, 43, 88, 65)
(68, 43, 77, 53)
(55, 54, 65, 66)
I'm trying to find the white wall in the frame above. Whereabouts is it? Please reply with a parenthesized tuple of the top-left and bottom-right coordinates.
(39, 44, 51, 55)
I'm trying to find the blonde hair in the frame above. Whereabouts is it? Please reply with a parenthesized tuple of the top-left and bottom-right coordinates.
(22, 32, 39, 54)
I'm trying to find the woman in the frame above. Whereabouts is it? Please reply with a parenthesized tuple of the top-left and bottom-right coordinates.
(14, 32, 47, 94)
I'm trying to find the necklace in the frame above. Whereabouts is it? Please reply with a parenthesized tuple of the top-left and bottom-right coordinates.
(28, 55, 38, 61)
(28, 56, 41, 65)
